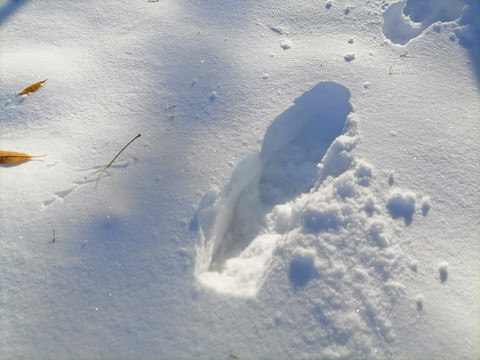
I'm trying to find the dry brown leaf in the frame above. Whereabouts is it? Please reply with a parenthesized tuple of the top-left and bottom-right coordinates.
(17, 79, 48, 96)
(0, 150, 46, 164)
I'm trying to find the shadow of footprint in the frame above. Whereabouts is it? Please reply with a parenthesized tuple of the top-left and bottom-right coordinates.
(194, 82, 352, 295)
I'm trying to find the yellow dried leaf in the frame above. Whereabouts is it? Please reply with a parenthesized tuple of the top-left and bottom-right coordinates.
(17, 79, 48, 96)
(0, 151, 46, 164)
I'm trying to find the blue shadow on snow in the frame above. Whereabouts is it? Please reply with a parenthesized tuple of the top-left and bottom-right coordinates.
(0, 0, 29, 25)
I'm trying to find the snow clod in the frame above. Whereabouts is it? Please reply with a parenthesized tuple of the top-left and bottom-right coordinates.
(280, 39, 292, 50)
(416, 295, 424, 311)
(387, 189, 416, 225)
(439, 262, 448, 283)
(209, 91, 217, 102)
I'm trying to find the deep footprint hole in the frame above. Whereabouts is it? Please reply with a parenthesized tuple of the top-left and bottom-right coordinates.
(211, 82, 352, 268)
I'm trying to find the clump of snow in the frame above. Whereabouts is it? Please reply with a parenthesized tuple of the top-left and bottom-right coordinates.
(387, 189, 416, 225)
(421, 195, 431, 216)
(344, 53, 356, 62)
(439, 261, 449, 283)
(416, 295, 425, 311)
(209, 91, 217, 102)
(280, 38, 292, 50)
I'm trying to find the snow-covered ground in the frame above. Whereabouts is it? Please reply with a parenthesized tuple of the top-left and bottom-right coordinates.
(1, 0, 479, 359)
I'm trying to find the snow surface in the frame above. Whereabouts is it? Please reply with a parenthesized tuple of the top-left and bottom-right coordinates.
(1, 0, 479, 359)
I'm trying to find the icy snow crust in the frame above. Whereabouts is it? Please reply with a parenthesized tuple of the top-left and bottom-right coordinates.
(1, 0, 479, 359)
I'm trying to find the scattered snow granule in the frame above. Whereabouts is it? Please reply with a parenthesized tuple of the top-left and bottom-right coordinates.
(326, 1, 332, 10)
(209, 91, 217, 102)
(416, 295, 424, 311)
(348, 38, 354, 44)
(262, 73, 270, 79)
(354, 160, 373, 186)
(368, 220, 389, 247)
(364, 195, 376, 215)
(280, 38, 292, 50)
(439, 262, 448, 283)
(344, 53, 355, 62)
(387, 189, 416, 225)
(421, 196, 431, 216)
(388, 172, 395, 185)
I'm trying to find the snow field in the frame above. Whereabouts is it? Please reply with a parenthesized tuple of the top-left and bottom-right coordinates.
(1, 0, 479, 359)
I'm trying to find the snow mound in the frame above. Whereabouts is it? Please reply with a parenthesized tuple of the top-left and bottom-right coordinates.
(193, 82, 420, 301)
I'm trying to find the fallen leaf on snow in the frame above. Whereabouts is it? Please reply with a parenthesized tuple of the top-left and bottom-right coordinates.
(0, 151, 46, 165)
(17, 79, 48, 96)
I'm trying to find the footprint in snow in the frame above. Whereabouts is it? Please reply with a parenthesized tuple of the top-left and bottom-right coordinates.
(382, 0, 465, 45)
(194, 82, 350, 273)
(193, 82, 423, 309)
